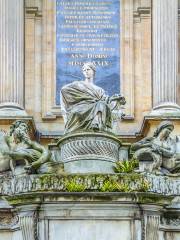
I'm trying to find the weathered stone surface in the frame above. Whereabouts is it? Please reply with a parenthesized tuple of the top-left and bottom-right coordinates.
(1, 192, 174, 240)
(0, 173, 179, 196)
(49, 220, 131, 240)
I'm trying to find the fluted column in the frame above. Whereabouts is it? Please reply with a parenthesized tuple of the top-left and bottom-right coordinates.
(0, 0, 25, 112)
(153, 0, 180, 112)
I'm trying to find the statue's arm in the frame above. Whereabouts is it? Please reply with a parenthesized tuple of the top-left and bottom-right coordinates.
(4, 150, 28, 160)
(131, 137, 153, 151)
(4, 135, 12, 149)
(109, 94, 125, 103)
(158, 145, 176, 157)
(25, 139, 51, 169)
(108, 94, 126, 111)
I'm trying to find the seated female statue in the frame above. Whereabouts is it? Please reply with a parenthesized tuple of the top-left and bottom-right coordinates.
(61, 62, 126, 133)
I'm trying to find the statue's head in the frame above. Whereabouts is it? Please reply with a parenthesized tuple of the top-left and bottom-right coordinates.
(153, 121, 174, 139)
(10, 120, 30, 143)
(82, 62, 96, 81)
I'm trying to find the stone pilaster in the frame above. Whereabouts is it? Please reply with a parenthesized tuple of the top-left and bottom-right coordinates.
(0, 0, 26, 115)
(141, 205, 162, 240)
(152, 0, 180, 113)
(18, 205, 38, 240)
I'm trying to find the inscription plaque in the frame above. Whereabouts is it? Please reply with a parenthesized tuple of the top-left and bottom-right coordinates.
(56, 0, 120, 105)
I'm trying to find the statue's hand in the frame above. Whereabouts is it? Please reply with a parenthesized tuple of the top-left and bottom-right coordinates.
(110, 94, 126, 105)
(152, 144, 161, 153)
(23, 137, 33, 146)
(144, 142, 152, 148)
(110, 94, 120, 102)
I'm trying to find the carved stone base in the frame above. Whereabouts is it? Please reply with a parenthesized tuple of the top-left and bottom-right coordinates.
(50, 132, 121, 173)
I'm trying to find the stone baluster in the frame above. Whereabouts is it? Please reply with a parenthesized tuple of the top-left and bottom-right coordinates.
(152, 0, 180, 113)
(0, 0, 26, 115)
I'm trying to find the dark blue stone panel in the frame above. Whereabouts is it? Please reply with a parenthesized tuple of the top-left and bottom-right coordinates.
(56, 0, 121, 105)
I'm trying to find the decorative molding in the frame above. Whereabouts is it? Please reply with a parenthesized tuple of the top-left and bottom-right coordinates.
(134, 7, 151, 21)
(41, 0, 57, 119)
(163, 218, 180, 227)
(19, 209, 38, 240)
(178, 8, 180, 18)
(121, 0, 135, 119)
(145, 215, 160, 240)
(60, 136, 120, 163)
(0, 173, 180, 196)
(160, 217, 180, 232)
(25, 7, 42, 17)
(0, 210, 18, 230)
(0, 174, 146, 195)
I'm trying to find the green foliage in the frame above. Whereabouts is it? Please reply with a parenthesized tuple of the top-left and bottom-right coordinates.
(100, 180, 130, 192)
(100, 180, 117, 192)
(114, 158, 139, 173)
(137, 179, 151, 192)
(64, 178, 86, 192)
(33, 173, 150, 193)
(116, 182, 130, 192)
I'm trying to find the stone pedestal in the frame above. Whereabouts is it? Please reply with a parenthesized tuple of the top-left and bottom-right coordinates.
(0, 0, 26, 116)
(152, 0, 180, 114)
(49, 132, 122, 173)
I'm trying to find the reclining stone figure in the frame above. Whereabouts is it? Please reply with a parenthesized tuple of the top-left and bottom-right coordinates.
(131, 121, 180, 174)
(0, 120, 59, 175)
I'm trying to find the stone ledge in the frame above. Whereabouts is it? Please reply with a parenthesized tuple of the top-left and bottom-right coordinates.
(0, 173, 179, 197)
(4, 192, 173, 208)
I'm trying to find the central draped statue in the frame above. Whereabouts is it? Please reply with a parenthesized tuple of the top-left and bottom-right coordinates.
(61, 62, 126, 133)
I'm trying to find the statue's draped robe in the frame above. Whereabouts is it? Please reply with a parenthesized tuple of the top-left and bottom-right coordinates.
(61, 81, 112, 133)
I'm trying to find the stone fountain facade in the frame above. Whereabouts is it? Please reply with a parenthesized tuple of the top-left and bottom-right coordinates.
(0, 1, 180, 240)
